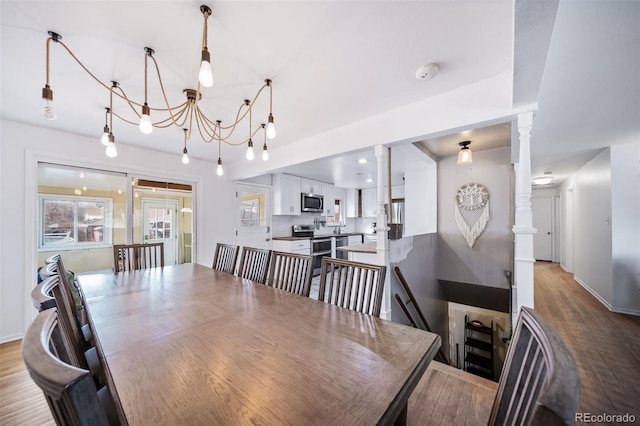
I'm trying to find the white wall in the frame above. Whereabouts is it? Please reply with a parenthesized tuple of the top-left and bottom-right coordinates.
(437, 146, 514, 288)
(572, 149, 614, 306)
(610, 142, 640, 314)
(0, 119, 236, 342)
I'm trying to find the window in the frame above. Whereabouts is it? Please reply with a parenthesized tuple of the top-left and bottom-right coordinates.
(39, 194, 112, 250)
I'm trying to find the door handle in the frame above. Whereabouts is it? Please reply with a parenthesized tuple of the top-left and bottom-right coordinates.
(265, 238, 271, 242)
(547, 232, 551, 235)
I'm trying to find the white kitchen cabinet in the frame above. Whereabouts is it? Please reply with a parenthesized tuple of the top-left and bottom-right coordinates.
(391, 184, 405, 199)
(300, 178, 323, 195)
(333, 187, 346, 218)
(322, 184, 334, 217)
(273, 173, 301, 215)
(361, 188, 377, 218)
(272, 239, 310, 254)
(347, 235, 363, 245)
(345, 188, 358, 218)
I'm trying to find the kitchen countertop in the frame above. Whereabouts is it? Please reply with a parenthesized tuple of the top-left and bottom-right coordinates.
(272, 233, 363, 241)
(335, 242, 377, 254)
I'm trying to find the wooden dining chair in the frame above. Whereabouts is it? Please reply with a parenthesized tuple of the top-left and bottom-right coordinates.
(237, 246, 272, 284)
(113, 242, 164, 272)
(266, 251, 313, 296)
(31, 274, 58, 312)
(48, 257, 104, 384)
(408, 307, 580, 426)
(317, 257, 387, 317)
(22, 308, 120, 426)
(212, 243, 239, 274)
(488, 306, 580, 425)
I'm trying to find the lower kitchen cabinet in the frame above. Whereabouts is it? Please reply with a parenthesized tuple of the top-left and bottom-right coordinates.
(272, 239, 310, 255)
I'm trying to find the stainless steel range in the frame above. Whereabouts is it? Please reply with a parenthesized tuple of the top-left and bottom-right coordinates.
(292, 224, 331, 276)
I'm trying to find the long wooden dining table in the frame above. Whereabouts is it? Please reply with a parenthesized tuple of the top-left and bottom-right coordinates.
(77, 263, 441, 425)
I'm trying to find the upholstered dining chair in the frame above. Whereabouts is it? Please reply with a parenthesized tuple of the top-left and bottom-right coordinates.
(212, 243, 239, 274)
(22, 308, 120, 426)
(317, 257, 387, 317)
(266, 251, 313, 296)
(237, 247, 271, 284)
(113, 242, 164, 273)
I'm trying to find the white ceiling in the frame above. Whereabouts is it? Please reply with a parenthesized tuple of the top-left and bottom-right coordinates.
(2, 1, 638, 189)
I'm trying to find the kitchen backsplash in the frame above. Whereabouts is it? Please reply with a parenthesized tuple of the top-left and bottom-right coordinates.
(272, 215, 376, 237)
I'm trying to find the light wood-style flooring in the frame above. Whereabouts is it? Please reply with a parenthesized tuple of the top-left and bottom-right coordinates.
(2, 262, 639, 425)
(533, 262, 640, 421)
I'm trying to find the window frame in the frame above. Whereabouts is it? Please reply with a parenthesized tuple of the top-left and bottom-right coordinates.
(38, 194, 113, 251)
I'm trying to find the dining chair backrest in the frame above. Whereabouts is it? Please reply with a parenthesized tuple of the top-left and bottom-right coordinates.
(266, 251, 313, 296)
(212, 243, 239, 274)
(317, 257, 387, 317)
(31, 274, 58, 312)
(488, 307, 580, 425)
(22, 308, 115, 426)
(113, 243, 164, 273)
(49, 272, 90, 370)
(237, 247, 272, 284)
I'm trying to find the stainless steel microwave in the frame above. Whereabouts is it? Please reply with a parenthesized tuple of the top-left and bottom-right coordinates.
(301, 193, 324, 213)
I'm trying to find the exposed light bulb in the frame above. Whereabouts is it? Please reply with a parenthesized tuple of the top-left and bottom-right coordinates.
(216, 158, 224, 176)
(105, 134, 117, 158)
(41, 85, 57, 120)
(246, 140, 255, 160)
(266, 114, 276, 139)
(262, 144, 269, 161)
(101, 126, 110, 145)
(457, 149, 473, 165)
(139, 104, 153, 134)
(182, 148, 189, 165)
(199, 49, 213, 87)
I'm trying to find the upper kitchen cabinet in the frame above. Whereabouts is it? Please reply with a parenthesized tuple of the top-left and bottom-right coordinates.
(345, 189, 358, 218)
(273, 173, 301, 215)
(361, 188, 377, 218)
(300, 178, 323, 195)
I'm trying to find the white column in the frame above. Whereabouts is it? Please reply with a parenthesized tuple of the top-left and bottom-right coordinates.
(374, 145, 391, 319)
(512, 111, 537, 326)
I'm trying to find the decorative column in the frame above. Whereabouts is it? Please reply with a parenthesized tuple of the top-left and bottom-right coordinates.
(374, 144, 391, 319)
(512, 111, 537, 326)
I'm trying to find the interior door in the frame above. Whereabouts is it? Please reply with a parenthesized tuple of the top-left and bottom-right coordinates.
(142, 199, 178, 265)
(236, 183, 271, 250)
(532, 196, 553, 261)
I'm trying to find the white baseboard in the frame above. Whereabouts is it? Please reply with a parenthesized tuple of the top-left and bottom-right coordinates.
(573, 276, 640, 316)
(610, 306, 640, 316)
(574, 276, 614, 310)
(0, 333, 24, 344)
(560, 263, 572, 273)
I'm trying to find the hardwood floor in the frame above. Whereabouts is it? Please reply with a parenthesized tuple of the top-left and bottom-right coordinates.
(0, 340, 54, 425)
(534, 262, 640, 422)
(2, 262, 638, 425)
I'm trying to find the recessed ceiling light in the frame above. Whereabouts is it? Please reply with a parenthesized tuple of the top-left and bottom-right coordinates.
(358, 158, 368, 164)
(366, 177, 374, 183)
(533, 176, 553, 185)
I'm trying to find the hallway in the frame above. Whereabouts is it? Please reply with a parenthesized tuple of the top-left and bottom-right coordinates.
(534, 262, 640, 422)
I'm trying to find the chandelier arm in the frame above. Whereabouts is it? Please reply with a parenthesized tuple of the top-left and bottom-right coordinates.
(112, 85, 142, 118)
(111, 111, 141, 127)
(194, 107, 218, 140)
(45, 37, 51, 86)
(216, 98, 253, 140)
(216, 82, 269, 131)
(193, 108, 217, 143)
(153, 105, 189, 128)
(54, 40, 145, 108)
(149, 55, 187, 126)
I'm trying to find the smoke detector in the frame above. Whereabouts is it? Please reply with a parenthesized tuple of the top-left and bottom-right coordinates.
(416, 63, 439, 80)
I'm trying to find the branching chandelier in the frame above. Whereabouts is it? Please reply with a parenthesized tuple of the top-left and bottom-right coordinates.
(41, 4, 276, 176)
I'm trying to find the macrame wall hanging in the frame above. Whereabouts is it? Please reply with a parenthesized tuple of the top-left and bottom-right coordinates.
(455, 183, 489, 248)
